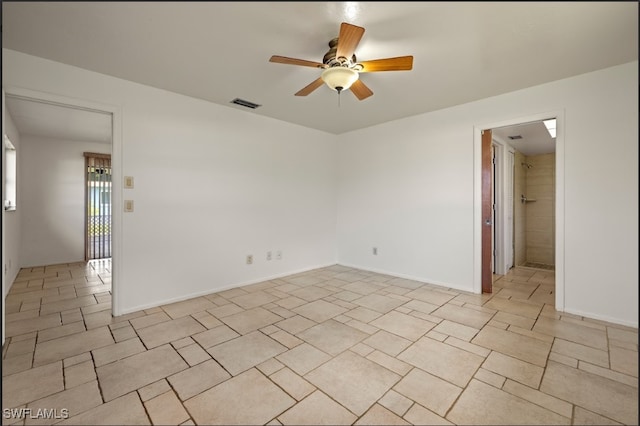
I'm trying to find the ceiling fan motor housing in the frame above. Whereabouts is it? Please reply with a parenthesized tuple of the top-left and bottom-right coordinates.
(323, 37, 357, 67)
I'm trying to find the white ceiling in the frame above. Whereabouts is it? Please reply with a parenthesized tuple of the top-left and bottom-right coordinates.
(493, 120, 556, 156)
(2, 1, 637, 141)
(5, 96, 112, 144)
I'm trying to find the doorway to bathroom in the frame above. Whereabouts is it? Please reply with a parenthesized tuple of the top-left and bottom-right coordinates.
(493, 119, 557, 272)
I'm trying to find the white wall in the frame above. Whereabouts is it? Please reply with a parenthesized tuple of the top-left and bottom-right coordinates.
(3, 48, 636, 326)
(337, 61, 638, 326)
(3, 109, 22, 292)
(3, 49, 338, 315)
(19, 135, 110, 267)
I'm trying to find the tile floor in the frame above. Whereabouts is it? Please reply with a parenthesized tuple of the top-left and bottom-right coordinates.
(2, 260, 638, 425)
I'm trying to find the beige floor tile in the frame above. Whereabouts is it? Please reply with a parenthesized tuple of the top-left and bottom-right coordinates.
(472, 325, 551, 367)
(610, 345, 638, 377)
(305, 351, 400, 416)
(37, 321, 86, 343)
(289, 286, 334, 302)
(2, 361, 64, 409)
(161, 297, 215, 319)
(578, 360, 638, 388)
(492, 311, 536, 329)
(207, 330, 287, 375)
(608, 327, 638, 345)
(192, 324, 239, 348)
(138, 379, 171, 402)
(33, 327, 114, 366)
(552, 338, 609, 367)
(502, 379, 573, 418)
(58, 392, 149, 425)
(431, 303, 494, 329)
(220, 307, 283, 335)
(277, 343, 332, 376)
(2, 352, 33, 376)
(297, 319, 368, 356)
(207, 303, 244, 318)
(65, 360, 96, 388)
(366, 350, 412, 376)
(432, 319, 480, 341)
(129, 311, 171, 330)
(540, 361, 638, 425)
(573, 406, 623, 425)
(399, 336, 484, 387)
(403, 403, 454, 425)
(482, 351, 544, 388)
(276, 315, 317, 335)
(278, 390, 356, 425)
(230, 290, 279, 309)
(178, 343, 211, 366)
(353, 294, 405, 313)
(5, 338, 36, 358)
(185, 368, 295, 425)
(257, 357, 285, 376)
(474, 367, 506, 388)
(144, 391, 189, 425)
(444, 336, 491, 357)
(25, 380, 102, 425)
(270, 330, 304, 349)
(92, 336, 144, 367)
(6, 309, 41, 323)
(136, 316, 206, 349)
(293, 300, 348, 323)
(370, 311, 436, 341)
(334, 290, 364, 302)
(40, 295, 97, 315)
(404, 288, 455, 306)
(344, 306, 383, 323)
(355, 404, 410, 425)
(96, 344, 188, 402)
(362, 330, 411, 357)
(5, 313, 62, 338)
(485, 296, 543, 319)
(447, 379, 569, 425)
(270, 367, 316, 401)
(533, 316, 608, 350)
(393, 368, 461, 417)
(378, 389, 413, 417)
(83, 309, 115, 330)
(275, 296, 308, 309)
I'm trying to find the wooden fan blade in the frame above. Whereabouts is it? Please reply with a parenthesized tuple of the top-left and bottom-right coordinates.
(358, 56, 414, 72)
(350, 79, 373, 100)
(336, 22, 365, 60)
(295, 78, 325, 96)
(270, 55, 326, 69)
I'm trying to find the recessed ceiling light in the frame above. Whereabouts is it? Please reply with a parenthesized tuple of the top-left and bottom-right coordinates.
(543, 119, 556, 139)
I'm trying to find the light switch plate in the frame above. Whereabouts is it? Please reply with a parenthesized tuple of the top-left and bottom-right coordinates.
(124, 176, 134, 189)
(124, 200, 134, 212)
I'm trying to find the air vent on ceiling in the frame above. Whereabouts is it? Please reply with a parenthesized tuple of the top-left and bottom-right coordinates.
(508, 135, 523, 140)
(230, 98, 262, 109)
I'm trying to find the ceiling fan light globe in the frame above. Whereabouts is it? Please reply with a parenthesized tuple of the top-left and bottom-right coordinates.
(321, 67, 359, 92)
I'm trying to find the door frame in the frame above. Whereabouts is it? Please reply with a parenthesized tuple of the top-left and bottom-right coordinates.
(473, 110, 565, 311)
(3, 86, 123, 316)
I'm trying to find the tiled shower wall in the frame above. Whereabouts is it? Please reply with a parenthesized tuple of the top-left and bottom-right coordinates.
(514, 151, 527, 266)
(513, 152, 555, 267)
(524, 153, 556, 266)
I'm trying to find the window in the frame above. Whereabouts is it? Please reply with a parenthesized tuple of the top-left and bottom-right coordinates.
(4, 134, 16, 211)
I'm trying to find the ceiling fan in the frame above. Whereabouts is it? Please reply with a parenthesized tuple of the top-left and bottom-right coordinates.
(269, 22, 413, 100)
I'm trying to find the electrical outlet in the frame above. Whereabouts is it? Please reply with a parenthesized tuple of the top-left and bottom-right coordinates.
(276, 250, 282, 260)
(266, 251, 272, 261)
(246, 255, 253, 265)
(373, 247, 378, 255)
(124, 200, 134, 212)
(124, 176, 134, 189)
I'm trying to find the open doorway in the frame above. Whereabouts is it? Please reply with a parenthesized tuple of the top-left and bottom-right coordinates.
(475, 111, 564, 311)
(493, 119, 557, 272)
(3, 90, 120, 315)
